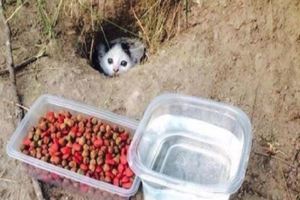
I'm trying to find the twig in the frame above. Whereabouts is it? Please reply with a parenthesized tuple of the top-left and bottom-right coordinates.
(52, 0, 63, 27)
(5, 0, 27, 23)
(89, 1, 95, 62)
(102, 0, 106, 18)
(3, 99, 30, 111)
(131, 6, 151, 48)
(0, 1, 45, 200)
(0, 0, 23, 120)
(254, 151, 295, 168)
(100, 24, 109, 48)
(16, 103, 29, 111)
(140, 0, 160, 19)
(0, 47, 47, 76)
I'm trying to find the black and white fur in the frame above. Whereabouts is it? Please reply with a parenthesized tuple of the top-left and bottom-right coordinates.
(95, 37, 145, 76)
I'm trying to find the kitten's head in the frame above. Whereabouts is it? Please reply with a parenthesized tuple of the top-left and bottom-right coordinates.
(100, 44, 133, 76)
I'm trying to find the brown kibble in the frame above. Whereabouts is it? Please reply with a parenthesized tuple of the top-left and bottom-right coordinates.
(33, 134, 40, 142)
(86, 122, 92, 128)
(86, 139, 91, 146)
(89, 164, 96, 172)
(103, 164, 110, 172)
(39, 121, 47, 131)
(77, 169, 85, 175)
(78, 121, 84, 128)
(100, 125, 105, 133)
(90, 159, 96, 165)
(82, 149, 89, 158)
(110, 141, 114, 147)
(30, 149, 36, 157)
(37, 140, 42, 147)
(69, 161, 77, 168)
(60, 123, 66, 130)
(115, 137, 122, 145)
(93, 125, 99, 133)
(91, 117, 98, 125)
(36, 147, 41, 153)
(49, 124, 57, 133)
(41, 156, 49, 162)
(104, 176, 111, 183)
(36, 152, 42, 159)
(90, 150, 97, 159)
(112, 133, 118, 140)
(104, 132, 110, 139)
(42, 149, 48, 155)
(108, 146, 113, 154)
(65, 135, 72, 142)
(67, 119, 75, 127)
(86, 129, 92, 136)
(97, 157, 104, 165)
(83, 157, 89, 164)
(100, 146, 107, 153)
(113, 155, 120, 164)
(35, 128, 42, 136)
(97, 131, 103, 138)
(77, 114, 83, 122)
(50, 156, 60, 165)
(58, 138, 66, 146)
(78, 136, 86, 146)
(43, 137, 50, 144)
(112, 168, 118, 175)
(97, 120, 102, 126)
(61, 159, 67, 167)
(50, 133, 56, 139)
(83, 144, 89, 151)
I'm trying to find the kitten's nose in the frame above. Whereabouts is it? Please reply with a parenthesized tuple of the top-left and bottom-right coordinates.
(113, 68, 119, 72)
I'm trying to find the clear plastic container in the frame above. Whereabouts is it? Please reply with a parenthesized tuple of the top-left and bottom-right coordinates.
(128, 93, 252, 200)
(6, 95, 140, 200)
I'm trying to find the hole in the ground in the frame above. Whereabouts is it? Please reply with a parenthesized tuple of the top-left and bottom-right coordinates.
(74, 0, 141, 72)
(69, 0, 189, 73)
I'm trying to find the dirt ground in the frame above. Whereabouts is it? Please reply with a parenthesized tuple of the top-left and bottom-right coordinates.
(1, 0, 300, 199)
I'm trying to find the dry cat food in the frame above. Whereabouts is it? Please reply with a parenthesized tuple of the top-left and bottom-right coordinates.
(21, 111, 135, 189)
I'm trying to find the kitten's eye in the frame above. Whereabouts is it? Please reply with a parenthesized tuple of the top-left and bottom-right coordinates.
(107, 58, 113, 64)
(120, 60, 127, 67)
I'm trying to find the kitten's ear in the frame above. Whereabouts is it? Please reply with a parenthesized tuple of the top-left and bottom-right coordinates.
(129, 41, 145, 64)
(96, 43, 109, 59)
(120, 43, 131, 58)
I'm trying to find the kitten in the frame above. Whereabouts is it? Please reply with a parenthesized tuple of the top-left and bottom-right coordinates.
(96, 37, 145, 76)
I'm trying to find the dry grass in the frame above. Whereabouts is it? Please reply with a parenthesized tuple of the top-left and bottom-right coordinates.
(136, 0, 189, 52)
(12, 0, 190, 54)
(36, 0, 63, 38)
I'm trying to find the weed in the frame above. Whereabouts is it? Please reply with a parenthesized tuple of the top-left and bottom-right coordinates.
(36, 0, 62, 39)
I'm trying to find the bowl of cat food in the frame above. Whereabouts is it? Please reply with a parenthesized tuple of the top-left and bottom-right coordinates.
(128, 93, 252, 200)
(6, 95, 140, 200)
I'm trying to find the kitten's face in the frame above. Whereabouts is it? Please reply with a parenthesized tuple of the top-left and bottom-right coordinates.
(100, 44, 133, 76)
